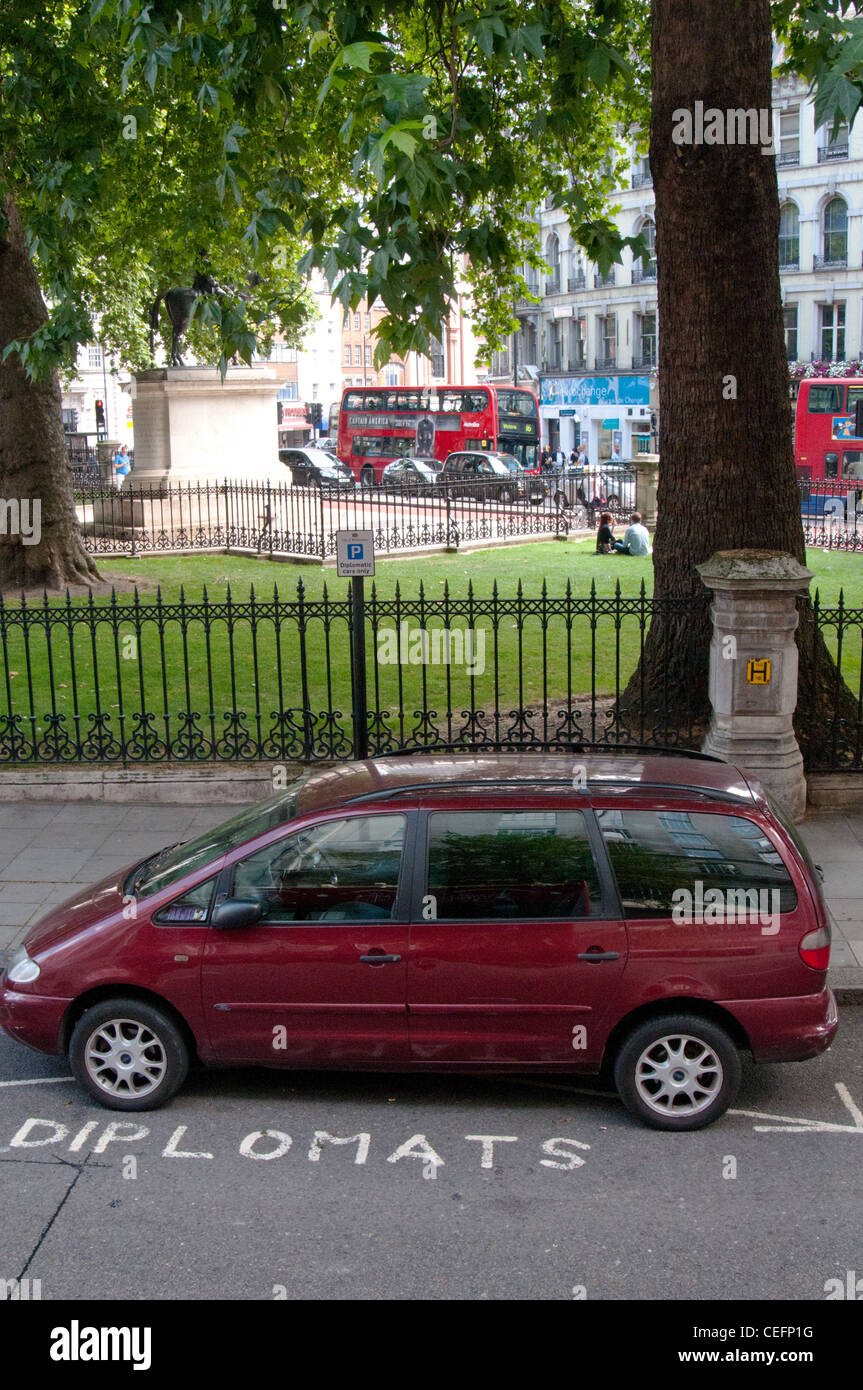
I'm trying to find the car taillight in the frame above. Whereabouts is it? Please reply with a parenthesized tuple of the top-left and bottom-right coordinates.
(799, 925, 831, 970)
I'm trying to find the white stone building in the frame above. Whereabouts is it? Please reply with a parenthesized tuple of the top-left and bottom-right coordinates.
(489, 73, 863, 461)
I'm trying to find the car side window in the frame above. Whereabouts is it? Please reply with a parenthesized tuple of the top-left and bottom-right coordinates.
(230, 815, 407, 923)
(596, 810, 798, 918)
(425, 809, 602, 920)
(154, 875, 218, 925)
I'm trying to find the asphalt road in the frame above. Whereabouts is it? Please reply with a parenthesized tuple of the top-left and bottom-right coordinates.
(1, 1003, 862, 1303)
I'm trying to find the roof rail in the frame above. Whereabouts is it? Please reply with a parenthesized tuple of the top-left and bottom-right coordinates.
(341, 777, 752, 808)
(370, 745, 727, 763)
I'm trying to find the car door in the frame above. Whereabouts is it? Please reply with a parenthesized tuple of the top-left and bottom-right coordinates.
(201, 812, 414, 1064)
(407, 804, 627, 1066)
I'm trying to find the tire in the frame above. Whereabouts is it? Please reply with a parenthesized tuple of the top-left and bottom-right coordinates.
(69, 998, 189, 1111)
(613, 1013, 740, 1131)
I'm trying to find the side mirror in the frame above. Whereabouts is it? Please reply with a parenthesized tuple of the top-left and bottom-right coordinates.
(212, 898, 263, 930)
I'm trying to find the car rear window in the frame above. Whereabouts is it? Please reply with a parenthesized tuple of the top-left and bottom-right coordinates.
(596, 809, 798, 919)
(425, 809, 602, 919)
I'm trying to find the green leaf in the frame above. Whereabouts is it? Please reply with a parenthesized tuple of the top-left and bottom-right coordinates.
(339, 41, 386, 73)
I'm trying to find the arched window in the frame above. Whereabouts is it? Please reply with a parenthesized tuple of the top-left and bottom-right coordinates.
(778, 203, 799, 269)
(545, 234, 561, 294)
(823, 197, 848, 266)
(637, 218, 656, 280)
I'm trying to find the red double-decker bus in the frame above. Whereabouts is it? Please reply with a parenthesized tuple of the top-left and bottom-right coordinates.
(336, 384, 540, 484)
(794, 377, 863, 486)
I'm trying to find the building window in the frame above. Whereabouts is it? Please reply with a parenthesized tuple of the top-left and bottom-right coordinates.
(277, 381, 298, 400)
(783, 305, 798, 360)
(88, 345, 103, 369)
(776, 106, 800, 166)
(430, 335, 445, 377)
(818, 120, 850, 162)
(547, 319, 563, 369)
(545, 234, 561, 295)
(364, 344, 372, 366)
(632, 155, 652, 189)
(822, 197, 848, 266)
(519, 320, 538, 365)
(364, 312, 370, 330)
(820, 302, 846, 361)
(353, 312, 361, 330)
(597, 314, 617, 368)
(383, 366, 402, 386)
(343, 345, 351, 365)
(636, 312, 656, 368)
(568, 317, 586, 368)
(354, 345, 362, 365)
(492, 348, 511, 376)
(634, 218, 656, 282)
(778, 203, 800, 269)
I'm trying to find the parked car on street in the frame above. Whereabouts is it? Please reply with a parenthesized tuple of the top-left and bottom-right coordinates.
(379, 457, 441, 490)
(0, 752, 836, 1129)
(438, 451, 547, 503)
(279, 447, 355, 490)
(553, 461, 637, 514)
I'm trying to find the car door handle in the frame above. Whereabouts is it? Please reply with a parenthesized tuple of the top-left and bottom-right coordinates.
(359, 953, 402, 966)
(577, 950, 620, 963)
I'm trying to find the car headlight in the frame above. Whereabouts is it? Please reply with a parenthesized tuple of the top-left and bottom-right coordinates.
(7, 946, 41, 985)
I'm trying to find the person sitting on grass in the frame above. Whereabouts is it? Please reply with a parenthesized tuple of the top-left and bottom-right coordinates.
(595, 511, 616, 555)
(613, 512, 652, 556)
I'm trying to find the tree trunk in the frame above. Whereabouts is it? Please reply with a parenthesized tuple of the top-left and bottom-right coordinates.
(622, 0, 855, 748)
(0, 195, 100, 590)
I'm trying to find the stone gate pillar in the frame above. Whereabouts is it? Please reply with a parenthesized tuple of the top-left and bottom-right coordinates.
(697, 550, 814, 821)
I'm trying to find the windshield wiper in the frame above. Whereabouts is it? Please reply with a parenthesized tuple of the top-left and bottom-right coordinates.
(128, 842, 182, 897)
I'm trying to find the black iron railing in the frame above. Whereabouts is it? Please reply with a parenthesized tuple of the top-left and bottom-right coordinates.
(797, 590, 863, 772)
(72, 478, 582, 560)
(0, 579, 706, 766)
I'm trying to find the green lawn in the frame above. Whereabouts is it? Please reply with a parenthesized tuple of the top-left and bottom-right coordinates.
(1, 540, 860, 760)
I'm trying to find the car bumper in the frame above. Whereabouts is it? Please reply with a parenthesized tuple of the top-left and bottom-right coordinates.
(0, 983, 70, 1056)
(721, 986, 838, 1062)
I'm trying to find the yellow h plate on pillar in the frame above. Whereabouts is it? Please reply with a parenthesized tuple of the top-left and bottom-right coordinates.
(746, 659, 772, 685)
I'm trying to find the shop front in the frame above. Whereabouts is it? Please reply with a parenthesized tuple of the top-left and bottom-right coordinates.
(539, 374, 652, 461)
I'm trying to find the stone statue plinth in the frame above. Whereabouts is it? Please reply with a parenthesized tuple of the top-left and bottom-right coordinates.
(126, 366, 283, 488)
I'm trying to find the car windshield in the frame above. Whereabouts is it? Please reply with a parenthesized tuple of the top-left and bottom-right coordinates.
(129, 773, 310, 898)
(496, 454, 522, 472)
(487, 460, 510, 476)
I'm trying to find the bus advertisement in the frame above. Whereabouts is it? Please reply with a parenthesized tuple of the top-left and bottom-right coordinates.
(335, 385, 540, 484)
(794, 377, 863, 487)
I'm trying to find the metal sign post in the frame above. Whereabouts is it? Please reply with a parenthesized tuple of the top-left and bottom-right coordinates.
(336, 530, 375, 759)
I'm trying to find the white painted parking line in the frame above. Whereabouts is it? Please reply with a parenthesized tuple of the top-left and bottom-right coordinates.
(731, 1082, 863, 1133)
(0, 1077, 74, 1088)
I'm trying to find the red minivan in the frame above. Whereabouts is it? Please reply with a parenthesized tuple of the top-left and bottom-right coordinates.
(0, 754, 838, 1130)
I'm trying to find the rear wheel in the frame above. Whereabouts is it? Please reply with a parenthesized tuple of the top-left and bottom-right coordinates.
(69, 998, 189, 1111)
(613, 1014, 740, 1131)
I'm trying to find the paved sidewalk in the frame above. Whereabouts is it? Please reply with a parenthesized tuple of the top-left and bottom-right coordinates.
(0, 801, 860, 994)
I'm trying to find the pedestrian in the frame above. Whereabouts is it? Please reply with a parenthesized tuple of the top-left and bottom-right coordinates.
(554, 446, 566, 470)
(595, 511, 616, 555)
(113, 444, 131, 489)
(577, 443, 588, 468)
(613, 511, 652, 556)
(541, 448, 551, 474)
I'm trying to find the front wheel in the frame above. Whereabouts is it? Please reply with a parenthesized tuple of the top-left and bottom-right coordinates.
(69, 998, 189, 1111)
(613, 1014, 740, 1131)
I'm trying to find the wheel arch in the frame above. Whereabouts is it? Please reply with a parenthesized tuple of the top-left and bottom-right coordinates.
(600, 997, 752, 1076)
(60, 986, 201, 1063)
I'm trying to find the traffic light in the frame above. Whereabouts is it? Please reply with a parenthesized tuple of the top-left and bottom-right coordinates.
(277, 401, 285, 425)
(309, 402, 323, 428)
(95, 399, 105, 428)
